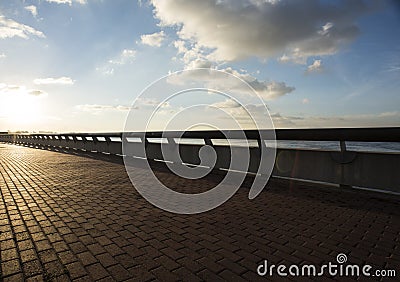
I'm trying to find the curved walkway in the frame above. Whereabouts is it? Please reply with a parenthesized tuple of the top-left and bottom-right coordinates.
(0, 144, 399, 281)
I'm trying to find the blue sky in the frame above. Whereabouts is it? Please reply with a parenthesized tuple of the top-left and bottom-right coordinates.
(0, 0, 399, 132)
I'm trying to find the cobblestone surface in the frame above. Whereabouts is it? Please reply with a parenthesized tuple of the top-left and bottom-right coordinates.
(0, 143, 399, 281)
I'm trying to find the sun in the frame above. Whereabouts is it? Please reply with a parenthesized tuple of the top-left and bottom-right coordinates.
(0, 90, 43, 125)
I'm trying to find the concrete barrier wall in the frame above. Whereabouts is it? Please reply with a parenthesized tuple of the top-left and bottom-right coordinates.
(1, 129, 399, 193)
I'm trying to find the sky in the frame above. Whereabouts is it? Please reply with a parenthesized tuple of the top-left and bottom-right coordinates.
(0, 0, 399, 132)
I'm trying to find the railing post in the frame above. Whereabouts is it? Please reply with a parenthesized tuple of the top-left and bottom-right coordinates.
(141, 137, 149, 147)
(204, 138, 213, 146)
(339, 140, 352, 189)
(340, 140, 346, 152)
(105, 136, 111, 154)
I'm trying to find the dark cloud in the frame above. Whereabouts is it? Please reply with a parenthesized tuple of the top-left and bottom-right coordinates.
(151, 0, 376, 63)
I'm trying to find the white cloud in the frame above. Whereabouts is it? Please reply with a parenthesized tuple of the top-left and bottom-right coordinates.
(46, 0, 72, 4)
(302, 98, 310, 104)
(181, 44, 208, 65)
(135, 97, 170, 108)
(279, 21, 360, 64)
(108, 49, 136, 65)
(0, 83, 47, 97)
(257, 81, 295, 100)
(24, 5, 38, 18)
(185, 59, 213, 69)
(96, 66, 114, 76)
(212, 103, 272, 128)
(167, 67, 295, 101)
(76, 104, 134, 114)
(0, 15, 45, 39)
(223, 67, 296, 100)
(45, 0, 87, 5)
(306, 60, 323, 73)
(269, 112, 297, 127)
(0, 53, 5, 59)
(210, 99, 241, 108)
(378, 111, 399, 118)
(96, 49, 136, 75)
(151, 0, 372, 63)
(174, 40, 187, 54)
(140, 31, 165, 47)
(28, 90, 46, 96)
(33, 77, 75, 85)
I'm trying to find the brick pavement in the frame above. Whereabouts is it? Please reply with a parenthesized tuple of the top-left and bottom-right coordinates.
(0, 143, 399, 281)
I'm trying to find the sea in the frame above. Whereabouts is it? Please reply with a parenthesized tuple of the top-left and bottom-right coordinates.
(150, 138, 400, 153)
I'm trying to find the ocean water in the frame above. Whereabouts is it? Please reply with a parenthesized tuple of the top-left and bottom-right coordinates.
(276, 141, 400, 153)
(149, 138, 400, 153)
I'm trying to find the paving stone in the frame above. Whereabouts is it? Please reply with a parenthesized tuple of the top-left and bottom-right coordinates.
(114, 253, 137, 269)
(20, 249, 38, 263)
(107, 264, 131, 281)
(96, 253, 117, 268)
(18, 239, 35, 251)
(151, 266, 180, 281)
(86, 263, 109, 280)
(77, 251, 97, 266)
(1, 259, 22, 277)
(38, 249, 58, 263)
(58, 251, 78, 265)
(22, 260, 43, 277)
(65, 262, 87, 279)
(25, 274, 45, 282)
(1, 248, 19, 261)
(2, 273, 24, 282)
(43, 260, 68, 279)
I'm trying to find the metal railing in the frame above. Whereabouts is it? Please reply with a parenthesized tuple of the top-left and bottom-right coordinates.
(1, 127, 399, 193)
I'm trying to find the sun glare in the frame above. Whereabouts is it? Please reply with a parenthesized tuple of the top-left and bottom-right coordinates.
(0, 91, 42, 125)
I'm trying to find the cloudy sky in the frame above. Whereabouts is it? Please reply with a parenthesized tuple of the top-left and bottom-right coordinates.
(0, 0, 399, 132)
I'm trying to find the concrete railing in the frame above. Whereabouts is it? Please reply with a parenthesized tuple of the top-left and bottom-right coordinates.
(1, 127, 399, 193)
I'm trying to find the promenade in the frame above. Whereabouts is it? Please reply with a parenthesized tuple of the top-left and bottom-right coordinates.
(0, 143, 399, 281)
